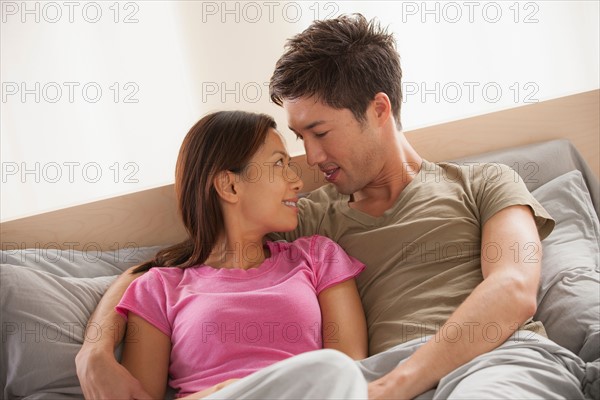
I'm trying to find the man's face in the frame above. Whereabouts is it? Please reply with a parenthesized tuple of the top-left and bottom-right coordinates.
(283, 97, 384, 195)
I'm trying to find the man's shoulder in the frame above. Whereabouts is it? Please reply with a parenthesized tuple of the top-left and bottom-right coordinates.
(432, 159, 513, 173)
(425, 160, 517, 186)
(290, 184, 346, 239)
(300, 183, 343, 206)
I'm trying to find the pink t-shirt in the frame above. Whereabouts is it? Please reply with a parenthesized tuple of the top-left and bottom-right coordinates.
(116, 235, 365, 397)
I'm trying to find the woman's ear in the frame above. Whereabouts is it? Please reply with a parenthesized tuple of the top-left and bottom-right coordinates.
(213, 171, 239, 204)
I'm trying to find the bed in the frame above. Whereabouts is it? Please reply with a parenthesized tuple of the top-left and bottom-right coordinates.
(1, 90, 599, 399)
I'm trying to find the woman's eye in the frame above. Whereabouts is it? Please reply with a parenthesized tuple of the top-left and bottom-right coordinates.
(275, 159, 284, 167)
(315, 131, 329, 138)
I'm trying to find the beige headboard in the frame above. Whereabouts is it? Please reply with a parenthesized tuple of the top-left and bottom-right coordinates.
(2, 89, 598, 251)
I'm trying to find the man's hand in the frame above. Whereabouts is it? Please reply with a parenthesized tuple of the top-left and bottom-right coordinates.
(76, 343, 152, 399)
(368, 368, 414, 400)
(368, 377, 399, 400)
(75, 266, 146, 399)
(369, 205, 543, 399)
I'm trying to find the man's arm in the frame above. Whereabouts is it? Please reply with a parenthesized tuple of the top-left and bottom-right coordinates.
(369, 205, 542, 399)
(75, 266, 152, 399)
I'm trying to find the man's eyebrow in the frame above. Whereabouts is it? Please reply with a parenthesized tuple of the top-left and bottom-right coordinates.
(288, 120, 327, 133)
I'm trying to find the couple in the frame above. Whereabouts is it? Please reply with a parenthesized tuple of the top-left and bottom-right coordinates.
(76, 14, 588, 399)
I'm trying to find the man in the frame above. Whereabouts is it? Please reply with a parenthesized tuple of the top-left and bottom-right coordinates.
(77, 14, 587, 399)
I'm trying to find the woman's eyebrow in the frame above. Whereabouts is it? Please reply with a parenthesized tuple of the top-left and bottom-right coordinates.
(271, 150, 291, 159)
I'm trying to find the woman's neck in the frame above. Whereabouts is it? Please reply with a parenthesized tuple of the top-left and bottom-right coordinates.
(205, 233, 270, 270)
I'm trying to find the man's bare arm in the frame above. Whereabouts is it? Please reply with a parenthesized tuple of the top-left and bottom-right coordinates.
(75, 266, 152, 399)
(369, 205, 542, 399)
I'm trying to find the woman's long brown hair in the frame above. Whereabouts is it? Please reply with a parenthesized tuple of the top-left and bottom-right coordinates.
(132, 111, 276, 273)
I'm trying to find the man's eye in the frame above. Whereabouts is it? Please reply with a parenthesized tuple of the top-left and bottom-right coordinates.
(295, 134, 304, 141)
(315, 131, 329, 138)
(275, 159, 284, 167)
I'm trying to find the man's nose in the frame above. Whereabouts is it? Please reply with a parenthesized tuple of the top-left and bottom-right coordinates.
(304, 138, 326, 167)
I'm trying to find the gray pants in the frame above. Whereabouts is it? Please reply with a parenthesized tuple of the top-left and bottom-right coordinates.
(207, 333, 599, 399)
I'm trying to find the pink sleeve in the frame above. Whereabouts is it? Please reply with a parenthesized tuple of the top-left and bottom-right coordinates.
(115, 268, 171, 337)
(309, 235, 366, 294)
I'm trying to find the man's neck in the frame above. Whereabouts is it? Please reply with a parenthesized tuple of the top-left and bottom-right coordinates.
(349, 134, 422, 217)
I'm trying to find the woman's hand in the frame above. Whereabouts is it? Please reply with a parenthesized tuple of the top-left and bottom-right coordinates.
(179, 379, 241, 399)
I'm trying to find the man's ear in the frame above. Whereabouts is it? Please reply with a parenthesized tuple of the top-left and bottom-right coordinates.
(371, 92, 392, 126)
(213, 171, 239, 204)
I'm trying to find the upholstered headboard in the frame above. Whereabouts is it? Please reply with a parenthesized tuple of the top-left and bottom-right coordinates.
(1, 90, 598, 251)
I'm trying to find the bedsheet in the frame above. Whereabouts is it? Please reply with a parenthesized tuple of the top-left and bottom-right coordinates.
(1, 139, 599, 399)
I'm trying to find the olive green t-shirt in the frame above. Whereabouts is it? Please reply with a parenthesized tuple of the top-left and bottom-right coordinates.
(272, 160, 554, 355)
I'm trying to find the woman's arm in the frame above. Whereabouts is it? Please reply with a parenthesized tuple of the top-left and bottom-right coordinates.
(75, 266, 151, 399)
(318, 279, 368, 360)
(120, 313, 171, 399)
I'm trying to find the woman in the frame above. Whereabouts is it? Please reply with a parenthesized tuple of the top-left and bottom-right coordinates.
(115, 111, 368, 399)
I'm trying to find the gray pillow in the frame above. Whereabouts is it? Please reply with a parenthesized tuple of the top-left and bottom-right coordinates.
(0, 244, 153, 278)
(532, 170, 600, 362)
(1, 246, 161, 399)
(454, 139, 599, 215)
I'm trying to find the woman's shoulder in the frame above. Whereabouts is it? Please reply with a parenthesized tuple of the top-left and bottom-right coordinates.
(268, 235, 340, 262)
(139, 266, 185, 285)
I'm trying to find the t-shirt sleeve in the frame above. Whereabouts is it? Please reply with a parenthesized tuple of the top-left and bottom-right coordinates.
(115, 268, 171, 337)
(475, 163, 555, 240)
(308, 235, 366, 294)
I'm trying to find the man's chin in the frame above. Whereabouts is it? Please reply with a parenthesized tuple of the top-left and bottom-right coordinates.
(331, 181, 359, 196)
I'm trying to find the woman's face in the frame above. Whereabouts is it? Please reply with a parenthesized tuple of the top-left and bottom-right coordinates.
(236, 128, 304, 235)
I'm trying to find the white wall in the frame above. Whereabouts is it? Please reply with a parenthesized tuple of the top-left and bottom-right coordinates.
(2, 1, 599, 221)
